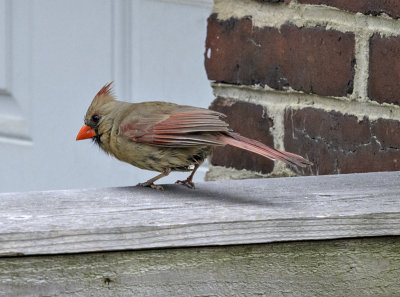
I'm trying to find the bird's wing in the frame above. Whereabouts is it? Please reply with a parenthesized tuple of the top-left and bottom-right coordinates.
(119, 103, 229, 147)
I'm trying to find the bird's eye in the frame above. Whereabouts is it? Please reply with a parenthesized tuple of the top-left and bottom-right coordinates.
(91, 114, 101, 123)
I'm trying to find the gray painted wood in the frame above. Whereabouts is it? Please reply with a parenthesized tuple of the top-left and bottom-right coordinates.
(1, 237, 399, 296)
(1, 171, 400, 256)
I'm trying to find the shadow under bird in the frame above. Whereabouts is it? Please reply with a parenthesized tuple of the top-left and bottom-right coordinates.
(76, 82, 312, 190)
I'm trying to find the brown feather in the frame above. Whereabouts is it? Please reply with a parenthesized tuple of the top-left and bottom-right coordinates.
(119, 104, 228, 147)
(118, 102, 311, 167)
(96, 82, 114, 97)
(218, 132, 312, 167)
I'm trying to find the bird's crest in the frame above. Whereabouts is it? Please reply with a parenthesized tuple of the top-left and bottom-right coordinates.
(96, 82, 114, 98)
(87, 82, 115, 116)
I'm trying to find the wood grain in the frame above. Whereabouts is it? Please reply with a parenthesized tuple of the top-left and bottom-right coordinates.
(1, 171, 400, 256)
(1, 237, 399, 296)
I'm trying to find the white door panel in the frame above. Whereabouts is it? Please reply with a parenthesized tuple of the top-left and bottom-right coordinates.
(0, 0, 9, 91)
(0, 0, 213, 192)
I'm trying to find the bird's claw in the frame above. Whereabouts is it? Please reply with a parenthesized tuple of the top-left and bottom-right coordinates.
(137, 182, 164, 191)
(175, 179, 195, 189)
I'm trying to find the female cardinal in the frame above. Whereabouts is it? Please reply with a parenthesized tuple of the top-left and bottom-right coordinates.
(76, 82, 312, 190)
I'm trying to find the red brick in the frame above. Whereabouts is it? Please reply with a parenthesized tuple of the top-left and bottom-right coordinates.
(209, 97, 275, 174)
(205, 15, 355, 97)
(373, 118, 400, 149)
(369, 34, 400, 105)
(297, 0, 400, 19)
(284, 108, 400, 175)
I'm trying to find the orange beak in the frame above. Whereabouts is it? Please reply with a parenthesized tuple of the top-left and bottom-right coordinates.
(76, 125, 96, 140)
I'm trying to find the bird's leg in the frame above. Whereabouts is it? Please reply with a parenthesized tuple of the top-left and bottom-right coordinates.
(137, 168, 171, 191)
(176, 163, 200, 189)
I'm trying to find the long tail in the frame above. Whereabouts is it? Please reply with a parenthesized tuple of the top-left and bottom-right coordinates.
(217, 132, 312, 168)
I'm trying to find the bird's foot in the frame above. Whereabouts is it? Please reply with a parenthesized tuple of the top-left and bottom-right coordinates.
(175, 179, 195, 189)
(137, 182, 164, 191)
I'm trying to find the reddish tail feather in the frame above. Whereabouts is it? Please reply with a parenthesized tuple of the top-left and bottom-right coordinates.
(218, 132, 312, 168)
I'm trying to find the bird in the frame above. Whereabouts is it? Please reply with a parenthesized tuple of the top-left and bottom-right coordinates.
(76, 82, 312, 190)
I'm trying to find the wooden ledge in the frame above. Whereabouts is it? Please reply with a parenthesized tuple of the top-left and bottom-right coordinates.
(1, 171, 400, 257)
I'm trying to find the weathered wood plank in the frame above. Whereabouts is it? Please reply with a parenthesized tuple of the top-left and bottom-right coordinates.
(1, 237, 399, 297)
(1, 171, 400, 256)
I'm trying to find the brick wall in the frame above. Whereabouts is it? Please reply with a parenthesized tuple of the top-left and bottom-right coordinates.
(205, 0, 400, 180)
